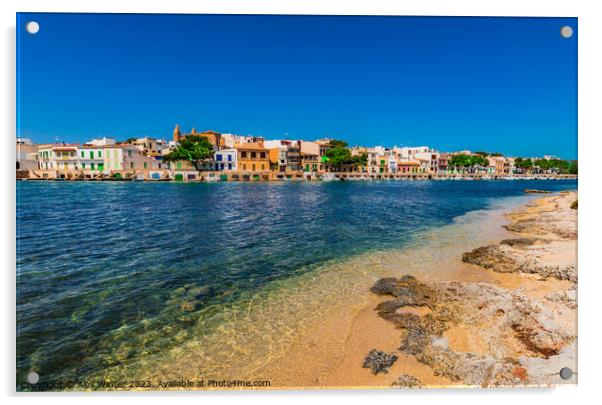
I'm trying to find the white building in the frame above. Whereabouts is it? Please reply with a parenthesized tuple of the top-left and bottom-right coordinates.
(78, 145, 106, 172)
(16, 139, 38, 171)
(221, 133, 261, 148)
(102, 144, 160, 172)
(86, 137, 116, 146)
(213, 149, 237, 171)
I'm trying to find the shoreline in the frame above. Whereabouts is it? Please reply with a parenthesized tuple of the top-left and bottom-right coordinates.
(254, 190, 577, 389)
(18, 173, 578, 183)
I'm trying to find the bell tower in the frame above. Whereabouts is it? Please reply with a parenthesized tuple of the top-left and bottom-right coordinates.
(173, 124, 181, 142)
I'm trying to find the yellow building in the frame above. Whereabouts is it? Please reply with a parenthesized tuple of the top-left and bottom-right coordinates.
(235, 142, 270, 174)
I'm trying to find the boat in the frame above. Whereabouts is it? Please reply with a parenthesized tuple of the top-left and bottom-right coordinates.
(320, 173, 340, 182)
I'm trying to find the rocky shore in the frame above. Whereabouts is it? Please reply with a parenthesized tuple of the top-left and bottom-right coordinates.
(367, 191, 577, 387)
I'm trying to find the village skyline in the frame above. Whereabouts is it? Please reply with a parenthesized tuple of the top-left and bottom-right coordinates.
(17, 125, 576, 161)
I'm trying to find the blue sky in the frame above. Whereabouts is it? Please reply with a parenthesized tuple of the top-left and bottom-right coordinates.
(17, 14, 577, 158)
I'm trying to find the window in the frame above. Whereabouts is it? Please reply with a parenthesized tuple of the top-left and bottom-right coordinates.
(261, 164, 265, 170)
(91, 163, 95, 170)
(98, 163, 104, 171)
(242, 163, 246, 170)
(227, 154, 232, 162)
(81, 151, 84, 157)
(130, 162, 134, 169)
(82, 163, 86, 169)
(228, 163, 232, 170)
(251, 152, 256, 159)
(90, 151, 94, 159)
(99, 151, 102, 158)
(144, 162, 147, 169)
(128, 150, 132, 157)
(216, 154, 223, 161)
(241, 151, 247, 158)
(252, 164, 256, 171)
(260, 152, 266, 159)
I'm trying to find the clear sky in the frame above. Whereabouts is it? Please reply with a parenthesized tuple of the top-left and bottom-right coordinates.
(17, 13, 577, 159)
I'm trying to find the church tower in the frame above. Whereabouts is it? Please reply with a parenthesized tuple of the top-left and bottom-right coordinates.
(173, 124, 181, 142)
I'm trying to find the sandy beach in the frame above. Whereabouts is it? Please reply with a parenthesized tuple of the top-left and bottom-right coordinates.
(257, 190, 577, 389)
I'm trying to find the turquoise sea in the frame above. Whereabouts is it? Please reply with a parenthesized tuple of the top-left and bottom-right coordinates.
(16, 179, 577, 388)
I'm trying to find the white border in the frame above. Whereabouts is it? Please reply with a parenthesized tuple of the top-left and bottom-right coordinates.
(3, 1, 601, 405)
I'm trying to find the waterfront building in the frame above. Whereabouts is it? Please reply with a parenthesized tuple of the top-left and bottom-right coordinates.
(235, 142, 270, 174)
(214, 149, 238, 171)
(315, 139, 332, 171)
(264, 140, 290, 173)
(16, 138, 39, 172)
(78, 145, 106, 172)
(285, 141, 302, 172)
(300, 141, 321, 173)
(388, 155, 398, 174)
(414, 150, 439, 173)
(398, 160, 422, 174)
(367, 146, 388, 174)
(437, 153, 450, 174)
(102, 144, 159, 172)
(37, 144, 79, 171)
(488, 156, 507, 175)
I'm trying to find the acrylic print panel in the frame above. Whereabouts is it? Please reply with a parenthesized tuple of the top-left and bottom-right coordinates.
(16, 13, 577, 391)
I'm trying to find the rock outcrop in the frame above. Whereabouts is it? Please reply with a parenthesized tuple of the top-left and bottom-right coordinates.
(390, 374, 422, 388)
(370, 275, 575, 386)
(462, 243, 576, 282)
(362, 349, 398, 375)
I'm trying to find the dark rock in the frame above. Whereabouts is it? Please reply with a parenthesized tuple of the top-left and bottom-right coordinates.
(462, 245, 518, 272)
(362, 349, 398, 375)
(500, 238, 540, 247)
(570, 200, 577, 209)
(524, 189, 551, 194)
(390, 374, 422, 388)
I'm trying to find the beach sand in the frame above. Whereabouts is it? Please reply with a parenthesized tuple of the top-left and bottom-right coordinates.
(255, 191, 577, 388)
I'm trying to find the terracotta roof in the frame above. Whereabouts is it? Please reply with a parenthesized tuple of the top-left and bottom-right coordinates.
(52, 145, 78, 151)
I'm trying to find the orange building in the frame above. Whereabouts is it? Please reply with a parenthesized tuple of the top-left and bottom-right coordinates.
(235, 142, 270, 173)
(398, 160, 422, 174)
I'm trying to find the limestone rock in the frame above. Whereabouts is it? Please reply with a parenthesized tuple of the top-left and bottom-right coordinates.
(390, 374, 422, 388)
(362, 349, 398, 375)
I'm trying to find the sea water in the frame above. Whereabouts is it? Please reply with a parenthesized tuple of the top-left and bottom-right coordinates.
(16, 180, 577, 387)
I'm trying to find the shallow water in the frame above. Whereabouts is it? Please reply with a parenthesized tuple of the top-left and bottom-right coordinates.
(16, 180, 576, 387)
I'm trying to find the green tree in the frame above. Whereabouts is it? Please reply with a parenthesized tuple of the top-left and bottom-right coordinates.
(568, 161, 578, 174)
(164, 135, 215, 170)
(351, 152, 368, 167)
(324, 145, 352, 171)
(328, 139, 348, 148)
(515, 157, 533, 170)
